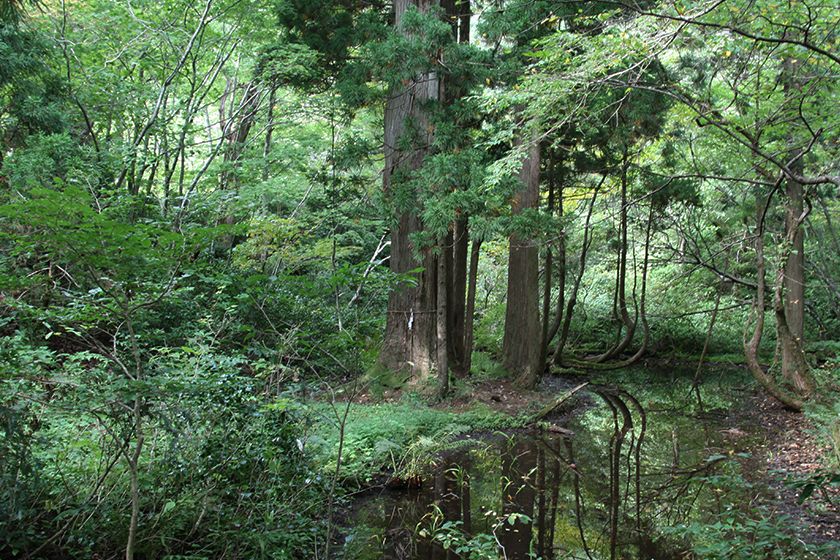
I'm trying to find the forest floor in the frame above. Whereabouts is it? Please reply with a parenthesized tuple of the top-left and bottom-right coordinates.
(741, 391, 840, 545)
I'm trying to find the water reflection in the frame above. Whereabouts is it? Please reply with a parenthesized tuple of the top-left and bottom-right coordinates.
(345, 383, 746, 560)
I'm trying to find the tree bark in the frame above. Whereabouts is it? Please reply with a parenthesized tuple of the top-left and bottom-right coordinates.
(437, 237, 450, 398)
(378, 0, 441, 382)
(502, 134, 542, 388)
(449, 218, 468, 372)
(776, 176, 815, 395)
(744, 189, 805, 411)
(460, 239, 481, 375)
(781, 172, 811, 392)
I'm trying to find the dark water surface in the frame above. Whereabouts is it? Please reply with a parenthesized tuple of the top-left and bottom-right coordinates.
(343, 373, 759, 559)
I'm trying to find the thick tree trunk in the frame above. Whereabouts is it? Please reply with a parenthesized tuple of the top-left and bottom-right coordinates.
(503, 135, 542, 388)
(379, 0, 441, 382)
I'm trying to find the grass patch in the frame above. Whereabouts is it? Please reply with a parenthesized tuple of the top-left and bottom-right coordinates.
(307, 398, 524, 484)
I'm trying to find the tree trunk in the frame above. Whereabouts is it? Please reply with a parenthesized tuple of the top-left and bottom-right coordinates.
(610, 202, 653, 368)
(503, 134, 542, 388)
(378, 0, 441, 382)
(449, 218, 468, 372)
(461, 239, 481, 376)
(744, 190, 805, 411)
(437, 237, 450, 398)
(262, 85, 276, 181)
(553, 178, 602, 364)
(540, 191, 554, 367)
(775, 176, 815, 395)
(590, 154, 635, 362)
(780, 172, 812, 393)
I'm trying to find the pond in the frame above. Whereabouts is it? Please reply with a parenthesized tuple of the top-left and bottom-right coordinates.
(341, 371, 764, 559)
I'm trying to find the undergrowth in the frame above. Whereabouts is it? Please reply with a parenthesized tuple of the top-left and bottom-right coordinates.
(307, 398, 524, 484)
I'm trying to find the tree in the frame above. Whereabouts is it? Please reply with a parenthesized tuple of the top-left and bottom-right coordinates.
(502, 132, 542, 388)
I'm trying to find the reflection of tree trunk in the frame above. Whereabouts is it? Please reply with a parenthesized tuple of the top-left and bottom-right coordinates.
(434, 464, 461, 560)
(620, 391, 646, 532)
(599, 391, 632, 560)
(461, 461, 472, 534)
(537, 447, 547, 557)
(499, 440, 537, 559)
(744, 190, 805, 411)
(553, 179, 602, 364)
(564, 437, 593, 560)
(503, 134, 542, 388)
(546, 451, 561, 560)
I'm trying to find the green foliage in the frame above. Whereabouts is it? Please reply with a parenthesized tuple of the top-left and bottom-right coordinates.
(1, 0, 839, 557)
(309, 400, 520, 483)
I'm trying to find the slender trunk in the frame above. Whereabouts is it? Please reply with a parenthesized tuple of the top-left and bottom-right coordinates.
(553, 179, 602, 364)
(262, 85, 277, 181)
(125, 315, 144, 560)
(780, 169, 812, 393)
(547, 173, 566, 346)
(593, 152, 636, 362)
(125, 396, 143, 560)
(461, 240, 481, 375)
(612, 203, 653, 368)
(437, 238, 449, 399)
(540, 160, 555, 366)
(692, 286, 722, 401)
(536, 447, 547, 557)
(449, 218, 468, 372)
(615, 151, 636, 351)
(502, 133, 542, 388)
(744, 189, 805, 411)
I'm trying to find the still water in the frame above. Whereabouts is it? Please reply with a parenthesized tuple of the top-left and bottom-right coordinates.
(343, 375, 759, 559)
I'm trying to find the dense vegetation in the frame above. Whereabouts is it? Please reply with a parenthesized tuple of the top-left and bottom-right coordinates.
(1, 0, 837, 558)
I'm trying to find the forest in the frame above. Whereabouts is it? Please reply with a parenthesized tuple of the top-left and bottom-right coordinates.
(0, 0, 838, 558)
